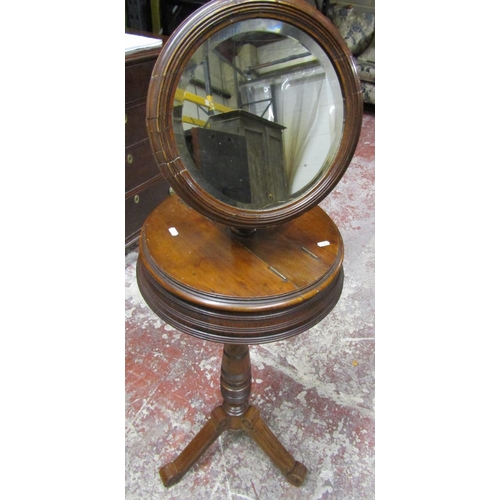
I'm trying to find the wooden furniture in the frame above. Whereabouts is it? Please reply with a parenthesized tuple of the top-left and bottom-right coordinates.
(137, 194, 344, 486)
(188, 127, 252, 203)
(125, 31, 171, 249)
(146, 2, 362, 229)
(136, 0, 363, 488)
(208, 110, 288, 207)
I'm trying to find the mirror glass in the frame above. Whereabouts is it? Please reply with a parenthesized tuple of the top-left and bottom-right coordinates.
(173, 18, 345, 210)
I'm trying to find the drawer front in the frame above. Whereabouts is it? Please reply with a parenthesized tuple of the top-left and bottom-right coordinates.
(125, 140, 160, 193)
(125, 59, 156, 103)
(125, 179, 171, 247)
(125, 101, 147, 147)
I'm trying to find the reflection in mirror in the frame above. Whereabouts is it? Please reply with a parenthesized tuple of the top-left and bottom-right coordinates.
(173, 19, 344, 210)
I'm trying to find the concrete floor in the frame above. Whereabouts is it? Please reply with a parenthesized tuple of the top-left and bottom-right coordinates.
(125, 110, 375, 500)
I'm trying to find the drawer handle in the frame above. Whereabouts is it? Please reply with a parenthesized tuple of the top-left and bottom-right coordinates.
(127, 154, 133, 164)
(134, 195, 140, 204)
(125, 113, 128, 124)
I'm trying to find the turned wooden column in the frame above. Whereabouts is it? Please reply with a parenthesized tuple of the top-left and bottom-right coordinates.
(221, 344, 252, 418)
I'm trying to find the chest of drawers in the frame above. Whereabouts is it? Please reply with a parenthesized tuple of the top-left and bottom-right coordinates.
(125, 33, 170, 249)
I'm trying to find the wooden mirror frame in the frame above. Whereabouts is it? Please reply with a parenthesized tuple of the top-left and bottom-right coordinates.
(146, 0, 363, 228)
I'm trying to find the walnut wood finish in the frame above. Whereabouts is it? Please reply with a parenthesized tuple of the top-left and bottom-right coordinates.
(159, 344, 307, 487)
(137, 195, 344, 344)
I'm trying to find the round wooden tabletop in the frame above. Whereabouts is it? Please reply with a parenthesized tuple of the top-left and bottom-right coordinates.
(137, 195, 344, 344)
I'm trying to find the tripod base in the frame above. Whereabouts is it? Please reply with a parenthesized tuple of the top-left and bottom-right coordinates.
(159, 404, 307, 487)
(159, 344, 307, 487)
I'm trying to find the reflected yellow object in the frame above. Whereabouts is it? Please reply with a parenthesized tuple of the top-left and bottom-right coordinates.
(182, 116, 207, 127)
(175, 89, 233, 114)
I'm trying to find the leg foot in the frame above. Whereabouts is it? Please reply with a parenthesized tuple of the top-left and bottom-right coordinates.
(159, 406, 229, 487)
(241, 406, 307, 486)
(286, 461, 308, 487)
(159, 462, 183, 488)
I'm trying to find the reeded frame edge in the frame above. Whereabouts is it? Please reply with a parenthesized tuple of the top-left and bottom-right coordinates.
(146, 0, 363, 228)
(137, 257, 345, 344)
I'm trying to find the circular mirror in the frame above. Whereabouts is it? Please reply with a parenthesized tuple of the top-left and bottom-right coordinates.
(147, 0, 363, 228)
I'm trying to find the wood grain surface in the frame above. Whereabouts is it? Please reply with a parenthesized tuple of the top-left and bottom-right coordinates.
(137, 195, 344, 343)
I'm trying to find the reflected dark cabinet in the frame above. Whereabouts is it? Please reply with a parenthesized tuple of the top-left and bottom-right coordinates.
(125, 33, 171, 249)
(190, 128, 252, 203)
(208, 110, 288, 207)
